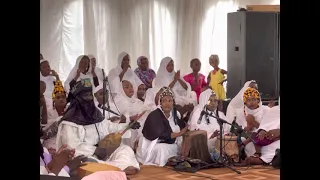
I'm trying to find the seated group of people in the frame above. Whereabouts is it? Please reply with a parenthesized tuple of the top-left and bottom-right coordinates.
(40, 53, 280, 179)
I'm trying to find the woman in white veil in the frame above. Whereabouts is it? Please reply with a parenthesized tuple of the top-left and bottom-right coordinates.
(64, 55, 100, 95)
(113, 76, 151, 149)
(234, 87, 270, 157)
(226, 80, 257, 122)
(245, 96, 280, 165)
(87, 54, 104, 82)
(108, 52, 143, 97)
(153, 57, 197, 107)
(188, 89, 228, 152)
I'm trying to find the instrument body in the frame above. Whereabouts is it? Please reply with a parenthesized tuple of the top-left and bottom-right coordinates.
(181, 130, 213, 163)
(77, 162, 121, 178)
(215, 135, 239, 162)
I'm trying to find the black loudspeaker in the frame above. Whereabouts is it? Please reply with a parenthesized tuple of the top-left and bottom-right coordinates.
(227, 12, 280, 99)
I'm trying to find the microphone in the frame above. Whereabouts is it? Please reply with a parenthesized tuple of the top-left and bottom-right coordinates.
(98, 104, 120, 116)
(197, 105, 207, 124)
(102, 69, 108, 83)
(197, 111, 205, 124)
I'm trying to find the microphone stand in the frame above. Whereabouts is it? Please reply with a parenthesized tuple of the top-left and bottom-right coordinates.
(202, 111, 241, 174)
(102, 69, 107, 118)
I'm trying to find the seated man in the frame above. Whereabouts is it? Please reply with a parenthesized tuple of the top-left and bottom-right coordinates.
(56, 79, 141, 175)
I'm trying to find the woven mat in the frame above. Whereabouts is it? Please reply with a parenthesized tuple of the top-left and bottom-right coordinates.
(128, 165, 280, 180)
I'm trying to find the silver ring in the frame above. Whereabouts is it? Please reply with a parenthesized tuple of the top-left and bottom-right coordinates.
(272, 134, 274, 137)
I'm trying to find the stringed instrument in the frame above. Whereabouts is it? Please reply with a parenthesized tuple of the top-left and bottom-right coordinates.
(98, 110, 147, 160)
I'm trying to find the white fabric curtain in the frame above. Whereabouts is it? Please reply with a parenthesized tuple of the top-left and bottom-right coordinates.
(40, 0, 279, 82)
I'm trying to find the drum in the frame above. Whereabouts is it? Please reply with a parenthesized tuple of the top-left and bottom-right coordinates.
(77, 162, 121, 178)
(215, 135, 239, 162)
(181, 130, 213, 163)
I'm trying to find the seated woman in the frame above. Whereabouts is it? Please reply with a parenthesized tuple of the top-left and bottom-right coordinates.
(108, 52, 143, 97)
(136, 87, 189, 166)
(137, 84, 147, 102)
(56, 79, 140, 174)
(153, 57, 197, 107)
(226, 80, 257, 122)
(134, 56, 156, 89)
(88, 54, 105, 82)
(42, 80, 68, 150)
(188, 89, 227, 152)
(113, 78, 151, 149)
(64, 55, 100, 98)
(40, 59, 61, 110)
(234, 87, 271, 157)
(245, 99, 280, 165)
(40, 126, 86, 176)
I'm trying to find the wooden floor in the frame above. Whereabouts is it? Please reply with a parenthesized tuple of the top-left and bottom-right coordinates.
(128, 165, 280, 180)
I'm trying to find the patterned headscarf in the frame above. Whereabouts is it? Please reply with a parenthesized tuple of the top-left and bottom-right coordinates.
(52, 80, 66, 100)
(159, 87, 175, 100)
(134, 56, 156, 86)
(158, 87, 180, 125)
(243, 87, 261, 115)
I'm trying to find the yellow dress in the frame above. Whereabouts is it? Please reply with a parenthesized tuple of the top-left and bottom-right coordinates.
(209, 69, 226, 100)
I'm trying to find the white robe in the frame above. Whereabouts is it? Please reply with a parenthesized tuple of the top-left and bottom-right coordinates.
(234, 99, 270, 156)
(136, 109, 182, 167)
(42, 106, 69, 149)
(56, 119, 140, 170)
(87, 54, 104, 82)
(226, 80, 255, 122)
(153, 57, 197, 106)
(113, 77, 151, 149)
(143, 87, 161, 111)
(188, 89, 229, 152)
(246, 105, 280, 163)
(107, 52, 143, 97)
(234, 105, 270, 130)
(40, 60, 57, 110)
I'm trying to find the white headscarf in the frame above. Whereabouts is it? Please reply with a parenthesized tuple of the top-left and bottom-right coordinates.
(154, 57, 175, 87)
(258, 99, 280, 131)
(87, 54, 104, 81)
(153, 57, 194, 106)
(188, 89, 223, 136)
(188, 88, 216, 126)
(198, 88, 215, 109)
(108, 52, 143, 95)
(143, 87, 162, 111)
(229, 80, 256, 109)
(113, 76, 148, 117)
(64, 55, 94, 94)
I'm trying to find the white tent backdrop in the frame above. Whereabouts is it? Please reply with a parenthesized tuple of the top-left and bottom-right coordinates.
(40, 0, 280, 82)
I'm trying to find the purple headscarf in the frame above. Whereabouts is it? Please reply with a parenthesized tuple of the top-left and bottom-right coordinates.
(134, 56, 156, 87)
